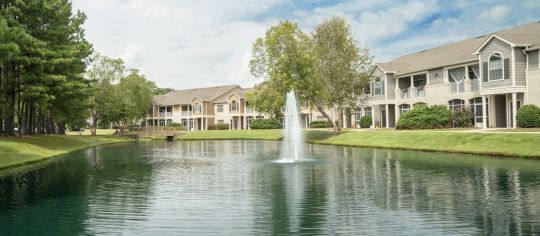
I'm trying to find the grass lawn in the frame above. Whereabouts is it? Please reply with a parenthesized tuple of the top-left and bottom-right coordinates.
(309, 130, 540, 158)
(487, 128, 540, 132)
(179, 129, 283, 140)
(66, 128, 117, 136)
(0, 135, 134, 170)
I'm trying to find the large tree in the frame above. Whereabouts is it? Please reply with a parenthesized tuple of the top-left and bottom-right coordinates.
(249, 18, 373, 135)
(312, 16, 373, 133)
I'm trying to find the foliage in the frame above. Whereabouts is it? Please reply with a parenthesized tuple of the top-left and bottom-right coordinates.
(249, 118, 281, 129)
(249, 17, 373, 135)
(396, 105, 453, 130)
(179, 130, 283, 140)
(360, 116, 372, 128)
(208, 124, 229, 130)
(517, 104, 540, 128)
(310, 120, 332, 128)
(153, 87, 174, 95)
(452, 108, 475, 128)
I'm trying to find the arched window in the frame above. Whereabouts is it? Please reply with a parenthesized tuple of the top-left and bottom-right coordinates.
(194, 103, 201, 113)
(448, 99, 465, 112)
(489, 53, 503, 81)
(399, 104, 410, 114)
(230, 100, 237, 111)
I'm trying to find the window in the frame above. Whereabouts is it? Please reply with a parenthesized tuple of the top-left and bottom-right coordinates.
(181, 119, 188, 127)
(373, 78, 383, 95)
(399, 104, 410, 114)
(166, 119, 172, 125)
(448, 99, 465, 112)
(364, 107, 372, 117)
(194, 103, 201, 113)
(159, 119, 165, 126)
(217, 119, 224, 124)
(230, 100, 237, 111)
(355, 108, 362, 124)
(217, 104, 224, 112)
(489, 53, 503, 81)
(469, 97, 485, 124)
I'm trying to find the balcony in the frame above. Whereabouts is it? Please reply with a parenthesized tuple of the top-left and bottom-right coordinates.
(470, 79, 479, 92)
(415, 87, 425, 98)
(181, 111, 192, 116)
(245, 107, 254, 114)
(450, 82, 464, 94)
(400, 89, 409, 99)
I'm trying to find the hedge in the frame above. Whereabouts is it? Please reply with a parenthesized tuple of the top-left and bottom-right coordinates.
(310, 120, 332, 128)
(249, 118, 281, 129)
(208, 123, 229, 130)
(359, 116, 372, 128)
(396, 104, 452, 130)
(517, 104, 540, 128)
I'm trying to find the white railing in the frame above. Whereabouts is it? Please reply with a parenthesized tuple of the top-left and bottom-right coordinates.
(181, 111, 193, 116)
(245, 107, 254, 113)
(400, 89, 409, 99)
(450, 82, 464, 94)
(470, 79, 479, 92)
(416, 87, 425, 97)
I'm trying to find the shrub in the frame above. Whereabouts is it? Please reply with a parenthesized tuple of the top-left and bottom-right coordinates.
(250, 118, 281, 129)
(310, 120, 332, 128)
(452, 108, 475, 127)
(166, 122, 186, 131)
(517, 104, 540, 128)
(208, 123, 229, 130)
(359, 116, 372, 128)
(396, 104, 452, 130)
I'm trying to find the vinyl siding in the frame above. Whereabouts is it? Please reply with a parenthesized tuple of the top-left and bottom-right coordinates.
(428, 68, 444, 85)
(480, 37, 513, 90)
(386, 74, 395, 100)
(529, 50, 539, 70)
(514, 47, 527, 86)
(371, 67, 387, 101)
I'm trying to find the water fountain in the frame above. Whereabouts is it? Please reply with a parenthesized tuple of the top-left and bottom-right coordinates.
(280, 90, 304, 163)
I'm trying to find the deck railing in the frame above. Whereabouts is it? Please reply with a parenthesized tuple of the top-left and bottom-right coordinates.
(470, 79, 479, 92)
(450, 82, 464, 94)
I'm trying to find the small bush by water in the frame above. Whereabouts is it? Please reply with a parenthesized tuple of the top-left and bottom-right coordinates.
(249, 118, 281, 129)
(452, 108, 474, 128)
(517, 104, 540, 128)
(360, 116, 372, 128)
(310, 120, 332, 128)
(208, 124, 229, 130)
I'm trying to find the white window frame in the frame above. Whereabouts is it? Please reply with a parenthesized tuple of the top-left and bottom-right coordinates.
(217, 104, 224, 113)
(230, 100, 238, 111)
(217, 119, 224, 124)
(399, 104, 410, 114)
(488, 52, 504, 81)
(194, 103, 201, 113)
(373, 78, 383, 95)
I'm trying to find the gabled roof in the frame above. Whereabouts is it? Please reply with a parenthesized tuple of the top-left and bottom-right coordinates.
(375, 21, 540, 76)
(152, 85, 239, 105)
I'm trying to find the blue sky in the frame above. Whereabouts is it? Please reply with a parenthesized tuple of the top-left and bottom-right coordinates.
(72, 0, 540, 89)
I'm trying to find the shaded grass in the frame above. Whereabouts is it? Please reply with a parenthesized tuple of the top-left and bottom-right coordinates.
(66, 129, 116, 136)
(487, 128, 540, 133)
(0, 135, 134, 169)
(310, 130, 540, 158)
(178, 129, 283, 140)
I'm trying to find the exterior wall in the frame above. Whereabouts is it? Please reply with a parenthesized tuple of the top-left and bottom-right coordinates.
(514, 47, 527, 86)
(214, 102, 229, 124)
(527, 70, 540, 105)
(192, 97, 203, 115)
(371, 67, 387, 101)
(480, 38, 512, 90)
(428, 68, 444, 85)
(227, 94, 241, 115)
(529, 50, 539, 70)
(386, 74, 396, 100)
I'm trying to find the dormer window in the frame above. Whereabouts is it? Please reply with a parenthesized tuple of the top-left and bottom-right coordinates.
(194, 103, 201, 113)
(373, 78, 384, 95)
(489, 53, 503, 81)
(230, 100, 238, 111)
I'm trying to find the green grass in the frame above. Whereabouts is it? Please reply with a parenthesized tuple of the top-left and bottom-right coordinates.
(66, 128, 117, 136)
(178, 129, 283, 140)
(0, 135, 134, 169)
(309, 130, 540, 158)
(487, 128, 540, 132)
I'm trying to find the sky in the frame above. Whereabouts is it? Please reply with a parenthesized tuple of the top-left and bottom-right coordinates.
(71, 0, 540, 90)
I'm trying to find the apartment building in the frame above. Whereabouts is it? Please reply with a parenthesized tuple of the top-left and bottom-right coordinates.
(145, 85, 262, 130)
(368, 21, 540, 129)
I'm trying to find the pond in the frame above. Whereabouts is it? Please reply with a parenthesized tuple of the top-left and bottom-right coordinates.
(0, 140, 539, 235)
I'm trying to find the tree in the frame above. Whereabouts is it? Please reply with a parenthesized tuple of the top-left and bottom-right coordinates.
(312, 16, 373, 134)
(246, 82, 285, 119)
(114, 70, 155, 131)
(86, 53, 125, 136)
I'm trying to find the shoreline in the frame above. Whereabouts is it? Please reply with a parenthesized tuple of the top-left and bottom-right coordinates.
(0, 135, 135, 170)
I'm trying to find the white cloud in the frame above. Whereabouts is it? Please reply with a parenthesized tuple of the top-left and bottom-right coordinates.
(480, 5, 511, 22)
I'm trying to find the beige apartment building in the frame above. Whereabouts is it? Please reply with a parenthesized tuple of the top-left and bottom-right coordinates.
(368, 21, 540, 129)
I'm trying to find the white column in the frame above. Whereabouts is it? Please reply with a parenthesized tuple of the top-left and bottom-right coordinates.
(482, 96, 488, 129)
(385, 104, 390, 128)
(229, 119, 231, 130)
(371, 106, 376, 128)
(512, 92, 517, 128)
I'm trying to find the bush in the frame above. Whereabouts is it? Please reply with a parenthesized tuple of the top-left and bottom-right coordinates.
(166, 122, 186, 131)
(452, 108, 475, 127)
(208, 123, 229, 130)
(396, 104, 452, 130)
(359, 116, 372, 128)
(250, 118, 281, 129)
(517, 104, 540, 128)
(310, 120, 332, 128)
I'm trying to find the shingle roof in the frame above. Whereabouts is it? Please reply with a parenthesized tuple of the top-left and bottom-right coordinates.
(152, 85, 239, 105)
(376, 21, 540, 76)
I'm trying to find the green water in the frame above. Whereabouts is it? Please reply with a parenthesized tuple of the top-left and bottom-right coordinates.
(0, 140, 539, 235)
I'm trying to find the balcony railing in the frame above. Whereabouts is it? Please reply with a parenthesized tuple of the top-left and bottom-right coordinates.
(470, 79, 479, 92)
(181, 111, 193, 116)
(415, 87, 425, 98)
(450, 82, 464, 94)
(400, 89, 409, 99)
(245, 108, 254, 113)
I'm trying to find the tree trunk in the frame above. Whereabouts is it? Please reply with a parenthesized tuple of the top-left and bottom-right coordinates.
(312, 99, 341, 135)
(91, 112, 98, 136)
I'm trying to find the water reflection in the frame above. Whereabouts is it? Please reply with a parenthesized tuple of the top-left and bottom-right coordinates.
(0, 140, 539, 235)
